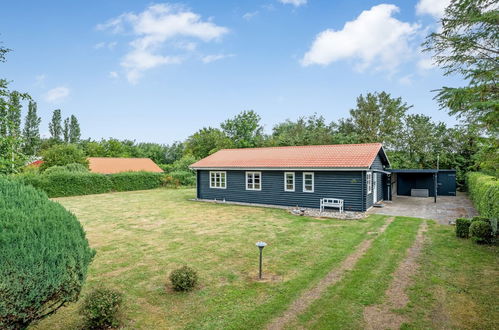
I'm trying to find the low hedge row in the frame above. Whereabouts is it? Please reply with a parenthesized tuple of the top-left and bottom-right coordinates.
(466, 172, 499, 220)
(14, 171, 166, 198)
(455, 216, 497, 244)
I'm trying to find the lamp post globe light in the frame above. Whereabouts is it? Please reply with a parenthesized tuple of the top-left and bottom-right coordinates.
(256, 241, 267, 279)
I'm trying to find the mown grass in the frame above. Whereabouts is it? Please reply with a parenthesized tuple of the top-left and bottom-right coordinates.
(400, 222, 499, 329)
(30, 189, 498, 329)
(31, 188, 388, 329)
(290, 217, 423, 329)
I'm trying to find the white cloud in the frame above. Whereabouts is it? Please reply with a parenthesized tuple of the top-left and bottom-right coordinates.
(44, 86, 70, 103)
(34, 74, 46, 86)
(417, 57, 435, 70)
(97, 3, 229, 83)
(109, 71, 119, 78)
(301, 4, 420, 72)
(416, 0, 450, 18)
(279, 0, 307, 7)
(94, 41, 118, 50)
(201, 53, 234, 63)
(398, 74, 413, 85)
(243, 11, 259, 20)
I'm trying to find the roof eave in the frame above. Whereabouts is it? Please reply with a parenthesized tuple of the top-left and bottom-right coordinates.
(189, 166, 371, 171)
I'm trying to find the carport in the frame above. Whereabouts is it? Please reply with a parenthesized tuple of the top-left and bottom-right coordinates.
(387, 169, 457, 203)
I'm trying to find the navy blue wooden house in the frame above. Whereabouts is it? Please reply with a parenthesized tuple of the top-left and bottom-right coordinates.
(190, 143, 391, 212)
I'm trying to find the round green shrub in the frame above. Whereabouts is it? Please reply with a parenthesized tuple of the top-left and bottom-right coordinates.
(0, 178, 95, 329)
(455, 218, 471, 238)
(44, 163, 89, 175)
(469, 220, 494, 244)
(169, 266, 198, 291)
(80, 288, 123, 329)
(41, 144, 89, 171)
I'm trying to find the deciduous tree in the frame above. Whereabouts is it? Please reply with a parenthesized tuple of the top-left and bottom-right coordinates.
(423, 0, 498, 134)
(221, 110, 264, 148)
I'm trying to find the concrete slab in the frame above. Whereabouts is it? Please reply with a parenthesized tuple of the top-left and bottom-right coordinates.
(367, 192, 477, 225)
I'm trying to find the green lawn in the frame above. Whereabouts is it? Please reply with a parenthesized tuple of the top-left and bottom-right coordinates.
(31, 188, 498, 329)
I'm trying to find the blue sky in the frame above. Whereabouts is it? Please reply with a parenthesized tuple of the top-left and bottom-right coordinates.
(1, 0, 460, 144)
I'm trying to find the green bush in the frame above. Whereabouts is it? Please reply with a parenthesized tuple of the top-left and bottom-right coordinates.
(41, 144, 89, 171)
(44, 163, 89, 175)
(80, 288, 123, 329)
(169, 170, 196, 186)
(0, 178, 95, 329)
(14, 171, 166, 198)
(469, 220, 494, 244)
(472, 216, 497, 236)
(455, 218, 471, 238)
(466, 172, 499, 220)
(109, 171, 164, 192)
(169, 266, 198, 292)
(161, 175, 181, 188)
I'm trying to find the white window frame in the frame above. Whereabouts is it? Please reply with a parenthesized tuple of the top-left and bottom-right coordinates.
(284, 172, 295, 192)
(246, 171, 262, 191)
(209, 171, 226, 189)
(366, 172, 372, 194)
(303, 172, 314, 193)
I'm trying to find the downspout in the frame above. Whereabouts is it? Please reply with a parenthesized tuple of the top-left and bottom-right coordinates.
(434, 172, 437, 203)
(361, 171, 365, 211)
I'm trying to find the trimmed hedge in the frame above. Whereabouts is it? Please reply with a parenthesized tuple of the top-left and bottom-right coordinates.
(469, 220, 494, 244)
(0, 178, 95, 328)
(14, 171, 165, 198)
(467, 172, 499, 220)
(109, 171, 164, 192)
(455, 218, 471, 238)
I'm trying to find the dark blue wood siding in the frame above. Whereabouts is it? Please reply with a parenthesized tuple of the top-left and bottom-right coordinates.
(365, 154, 385, 209)
(197, 170, 365, 211)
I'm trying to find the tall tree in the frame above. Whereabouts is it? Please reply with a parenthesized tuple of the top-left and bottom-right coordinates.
(348, 92, 411, 149)
(221, 110, 264, 148)
(7, 91, 22, 137)
(23, 101, 41, 156)
(49, 109, 62, 142)
(270, 114, 335, 146)
(0, 88, 29, 174)
(423, 0, 498, 134)
(63, 117, 70, 143)
(185, 127, 231, 159)
(69, 115, 81, 143)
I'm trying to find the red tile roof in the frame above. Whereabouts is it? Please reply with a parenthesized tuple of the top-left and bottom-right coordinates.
(190, 143, 384, 169)
(88, 157, 163, 174)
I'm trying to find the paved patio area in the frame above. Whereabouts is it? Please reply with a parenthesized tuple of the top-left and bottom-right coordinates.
(367, 192, 477, 225)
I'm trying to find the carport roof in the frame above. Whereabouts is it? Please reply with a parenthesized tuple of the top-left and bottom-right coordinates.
(388, 169, 438, 174)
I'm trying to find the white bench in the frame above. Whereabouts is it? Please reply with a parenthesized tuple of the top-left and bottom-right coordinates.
(320, 198, 344, 213)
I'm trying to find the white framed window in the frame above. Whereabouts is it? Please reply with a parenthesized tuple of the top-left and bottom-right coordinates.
(366, 172, 372, 194)
(210, 171, 226, 189)
(284, 172, 295, 192)
(246, 171, 262, 191)
(303, 172, 314, 193)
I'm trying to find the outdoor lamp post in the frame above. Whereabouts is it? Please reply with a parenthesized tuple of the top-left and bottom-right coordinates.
(256, 241, 267, 279)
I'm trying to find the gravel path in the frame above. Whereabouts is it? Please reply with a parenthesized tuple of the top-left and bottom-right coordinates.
(363, 220, 428, 329)
(266, 217, 395, 330)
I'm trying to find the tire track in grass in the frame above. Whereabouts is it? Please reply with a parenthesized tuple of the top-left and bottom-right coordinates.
(289, 217, 423, 329)
(363, 220, 428, 329)
(266, 217, 395, 330)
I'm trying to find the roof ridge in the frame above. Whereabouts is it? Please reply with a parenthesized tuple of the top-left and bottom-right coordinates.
(219, 142, 382, 152)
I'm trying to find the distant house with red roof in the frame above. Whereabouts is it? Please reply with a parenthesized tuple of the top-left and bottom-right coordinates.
(88, 157, 163, 174)
(189, 143, 391, 212)
(29, 158, 163, 174)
